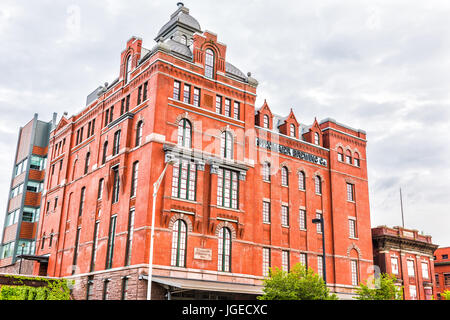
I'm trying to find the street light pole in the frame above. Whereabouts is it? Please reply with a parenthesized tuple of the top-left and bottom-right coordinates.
(312, 217, 326, 285)
(147, 157, 175, 300)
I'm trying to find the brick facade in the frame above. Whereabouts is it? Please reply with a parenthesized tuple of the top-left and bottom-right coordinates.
(434, 247, 450, 299)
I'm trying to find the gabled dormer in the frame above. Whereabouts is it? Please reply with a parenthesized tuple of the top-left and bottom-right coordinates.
(120, 36, 143, 85)
(303, 118, 323, 147)
(255, 100, 274, 130)
(192, 31, 227, 80)
(278, 108, 299, 139)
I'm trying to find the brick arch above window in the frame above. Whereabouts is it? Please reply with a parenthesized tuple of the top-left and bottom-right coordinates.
(168, 213, 193, 233)
(347, 243, 362, 260)
(215, 221, 237, 240)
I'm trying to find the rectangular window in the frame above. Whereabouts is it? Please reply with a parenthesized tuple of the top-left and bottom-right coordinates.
(282, 251, 290, 272)
(121, 277, 129, 300)
(30, 155, 46, 171)
(137, 85, 142, 105)
(27, 181, 43, 193)
(112, 167, 120, 204)
(391, 257, 399, 275)
(109, 106, 114, 123)
(183, 84, 191, 104)
(125, 208, 135, 266)
(233, 101, 240, 120)
(121, 98, 125, 115)
(215, 95, 222, 114)
(224, 98, 231, 117)
(105, 109, 110, 127)
(349, 219, 357, 238)
(72, 227, 81, 275)
(263, 248, 271, 277)
(318, 255, 324, 278)
(299, 209, 306, 230)
(193, 88, 200, 107)
(171, 160, 197, 201)
(143, 81, 148, 101)
(217, 168, 239, 209)
(78, 187, 86, 217)
(105, 215, 117, 269)
(421, 262, 429, 279)
(173, 80, 181, 100)
(316, 213, 323, 233)
(300, 253, 307, 269)
(409, 285, 417, 300)
(435, 274, 440, 287)
(351, 260, 359, 286)
(90, 221, 100, 272)
(113, 130, 121, 156)
(102, 280, 110, 300)
(407, 260, 415, 277)
(262, 201, 271, 223)
(130, 162, 139, 198)
(126, 95, 130, 113)
(347, 183, 355, 201)
(281, 205, 289, 227)
(86, 277, 94, 300)
(98, 179, 104, 200)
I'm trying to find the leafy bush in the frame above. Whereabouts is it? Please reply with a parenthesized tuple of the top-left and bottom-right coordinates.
(0, 276, 71, 300)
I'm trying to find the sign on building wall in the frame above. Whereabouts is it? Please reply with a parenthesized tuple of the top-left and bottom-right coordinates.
(194, 248, 213, 261)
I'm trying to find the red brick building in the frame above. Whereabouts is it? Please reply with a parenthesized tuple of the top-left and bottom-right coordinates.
(33, 3, 373, 300)
(434, 247, 450, 299)
(372, 226, 438, 300)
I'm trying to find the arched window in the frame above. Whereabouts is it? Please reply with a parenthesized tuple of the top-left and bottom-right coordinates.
(298, 171, 305, 190)
(220, 131, 233, 159)
(263, 115, 270, 129)
(337, 147, 344, 162)
(345, 150, 352, 165)
(314, 133, 320, 146)
(84, 152, 90, 175)
(354, 152, 360, 167)
(205, 49, 215, 79)
(281, 166, 289, 186)
(180, 35, 187, 45)
(177, 119, 192, 148)
(315, 176, 322, 195)
(135, 121, 143, 147)
(125, 55, 132, 84)
(218, 227, 232, 272)
(262, 162, 271, 182)
(102, 141, 108, 165)
(171, 219, 187, 267)
(290, 124, 296, 137)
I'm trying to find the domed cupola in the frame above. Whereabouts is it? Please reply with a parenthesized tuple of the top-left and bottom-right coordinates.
(155, 3, 202, 45)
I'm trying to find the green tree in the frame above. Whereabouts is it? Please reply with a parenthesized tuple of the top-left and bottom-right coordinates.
(258, 263, 338, 300)
(355, 273, 403, 300)
(442, 290, 450, 300)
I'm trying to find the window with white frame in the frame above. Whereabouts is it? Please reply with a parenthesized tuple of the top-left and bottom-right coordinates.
(263, 115, 270, 129)
(262, 162, 271, 182)
(171, 219, 187, 267)
(421, 262, 429, 279)
(409, 285, 417, 300)
(391, 256, 399, 275)
(299, 209, 306, 230)
(224, 98, 231, 117)
(290, 124, 296, 137)
(281, 166, 289, 186)
(318, 255, 324, 278)
(349, 219, 357, 238)
(314, 132, 320, 145)
(233, 101, 240, 120)
(407, 260, 415, 277)
(262, 201, 270, 223)
(218, 227, 232, 272)
(282, 251, 290, 272)
(220, 131, 233, 159)
(315, 176, 322, 195)
(351, 260, 359, 286)
(205, 49, 215, 79)
(171, 160, 197, 201)
(183, 84, 191, 104)
(300, 253, 307, 268)
(298, 171, 305, 190)
(177, 118, 192, 148)
(263, 248, 271, 277)
(347, 183, 355, 201)
(281, 205, 289, 227)
(316, 213, 323, 233)
(217, 168, 239, 209)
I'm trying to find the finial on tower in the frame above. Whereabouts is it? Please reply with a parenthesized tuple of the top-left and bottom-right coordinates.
(177, 2, 184, 7)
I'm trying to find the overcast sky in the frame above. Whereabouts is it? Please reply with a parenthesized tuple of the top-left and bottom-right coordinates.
(0, 0, 449, 246)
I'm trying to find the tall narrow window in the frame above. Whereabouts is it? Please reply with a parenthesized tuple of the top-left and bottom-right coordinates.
(171, 219, 187, 267)
(410, 285, 417, 300)
(337, 147, 344, 162)
(125, 208, 135, 266)
(298, 171, 305, 190)
(282, 251, 290, 272)
(121, 277, 129, 300)
(233, 101, 240, 120)
(177, 119, 192, 148)
(173, 80, 181, 100)
(290, 124, 296, 137)
(421, 262, 429, 279)
(183, 84, 191, 104)
(135, 121, 143, 147)
(262, 162, 271, 182)
(345, 150, 352, 165)
(98, 179, 104, 200)
(171, 160, 197, 201)
(193, 88, 201, 107)
(78, 187, 86, 217)
(84, 152, 90, 175)
(281, 205, 289, 227)
(125, 55, 132, 84)
(217, 168, 239, 209)
(314, 132, 320, 145)
(316, 213, 323, 233)
(102, 141, 108, 165)
(407, 260, 415, 277)
(299, 209, 306, 230)
(354, 153, 360, 167)
(224, 98, 231, 117)
(315, 176, 322, 195)
(263, 248, 271, 277)
(103, 280, 110, 300)
(351, 260, 359, 286)
(205, 49, 215, 79)
(143, 81, 148, 101)
(347, 183, 355, 201)
(72, 227, 81, 275)
(90, 221, 100, 272)
(263, 115, 269, 129)
(262, 201, 271, 223)
(113, 130, 121, 156)
(318, 255, 324, 278)
(281, 167, 289, 186)
(109, 106, 114, 123)
(300, 253, 307, 268)
(349, 219, 357, 238)
(112, 167, 120, 203)
(391, 256, 399, 275)
(218, 227, 232, 272)
(130, 161, 139, 198)
(220, 131, 233, 159)
(215, 95, 222, 114)
(105, 215, 117, 269)
(137, 85, 142, 105)
(105, 109, 110, 127)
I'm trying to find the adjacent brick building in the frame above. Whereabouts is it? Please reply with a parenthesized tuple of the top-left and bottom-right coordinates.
(372, 226, 438, 300)
(434, 247, 450, 299)
(0, 113, 56, 275)
(32, 3, 373, 300)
